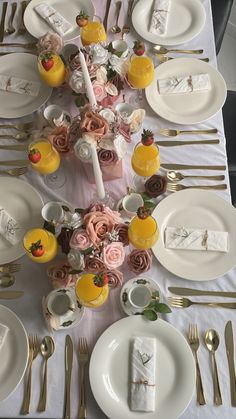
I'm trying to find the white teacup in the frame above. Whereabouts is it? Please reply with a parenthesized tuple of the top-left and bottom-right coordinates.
(112, 40, 129, 58)
(41, 202, 65, 224)
(115, 103, 136, 124)
(122, 193, 144, 217)
(43, 105, 71, 127)
(128, 284, 152, 309)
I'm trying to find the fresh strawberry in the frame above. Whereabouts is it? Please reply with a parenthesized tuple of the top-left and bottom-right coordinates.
(41, 52, 54, 71)
(141, 129, 154, 146)
(137, 206, 151, 220)
(93, 273, 109, 287)
(76, 10, 89, 27)
(133, 40, 145, 56)
(28, 148, 41, 163)
(29, 240, 44, 257)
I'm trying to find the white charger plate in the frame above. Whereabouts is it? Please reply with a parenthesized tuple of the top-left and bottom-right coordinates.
(0, 305, 29, 401)
(24, 0, 95, 42)
(152, 189, 236, 281)
(132, 0, 206, 45)
(89, 316, 195, 419)
(0, 53, 52, 119)
(145, 58, 227, 124)
(0, 178, 43, 264)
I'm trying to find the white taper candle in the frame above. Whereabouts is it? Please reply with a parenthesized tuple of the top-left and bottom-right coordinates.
(79, 50, 97, 107)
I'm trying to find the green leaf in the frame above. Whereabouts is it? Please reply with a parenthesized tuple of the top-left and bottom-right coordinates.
(147, 300, 159, 310)
(141, 192, 151, 201)
(142, 201, 155, 209)
(75, 94, 87, 107)
(62, 205, 70, 212)
(155, 303, 172, 314)
(74, 208, 84, 214)
(143, 309, 158, 321)
(152, 291, 160, 299)
(43, 221, 55, 235)
(80, 246, 93, 255)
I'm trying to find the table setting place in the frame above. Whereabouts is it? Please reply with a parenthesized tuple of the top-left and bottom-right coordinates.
(0, 0, 236, 418)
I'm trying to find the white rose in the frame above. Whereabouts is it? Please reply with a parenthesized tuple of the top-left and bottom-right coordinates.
(92, 44, 111, 65)
(99, 108, 116, 123)
(67, 249, 85, 270)
(113, 134, 128, 159)
(69, 70, 84, 93)
(74, 138, 92, 162)
(109, 55, 129, 76)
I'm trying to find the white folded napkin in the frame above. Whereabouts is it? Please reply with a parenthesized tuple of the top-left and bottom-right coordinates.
(130, 337, 156, 412)
(0, 208, 24, 245)
(165, 226, 228, 252)
(34, 3, 73, 36)
(0, 75, 40, 96)
(157, 73, 211, 95)
(149, 0, 170, 35)
(0, 323, 9, 350)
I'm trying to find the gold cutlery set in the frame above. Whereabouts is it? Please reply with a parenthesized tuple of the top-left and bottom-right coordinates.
(188, 322, 236, 406)
(0, 1, 28, 42)
(0, 263, 23, 298)
(153, 45, 209, 64)
(168, 286, 236, 309)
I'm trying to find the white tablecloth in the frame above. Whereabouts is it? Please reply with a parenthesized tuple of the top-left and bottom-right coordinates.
(0, 1, 235, 419)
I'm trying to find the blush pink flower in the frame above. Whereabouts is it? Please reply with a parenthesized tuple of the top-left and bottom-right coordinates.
(84, 211, 116, 245)
(103, 242, 125, 269)
(69, 229, 91, 250)
(48, 126, 70, 153)
(104, 269, 123, 288)
(92, 80, 107, 102)
(47, 261, 75, 289)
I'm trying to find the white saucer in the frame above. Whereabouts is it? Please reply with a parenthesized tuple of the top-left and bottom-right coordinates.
(120, 276, 160, 316)
(42, 287, 84, 331)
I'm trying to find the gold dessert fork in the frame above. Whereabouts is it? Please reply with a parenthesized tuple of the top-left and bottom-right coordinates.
(160, 128, 218, 136)
(188, 324, 206, 405)
(168, 296, 236, 309)
(0, 263, 21, 274)
(167, 183, 227, 192)
(22, 334, 40, 414)
(78, 337, 89, 419)
(0, 166, 28, 176)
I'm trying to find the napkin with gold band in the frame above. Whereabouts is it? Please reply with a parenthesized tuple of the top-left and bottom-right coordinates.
(130, 337, 156, 412)
(0, 208, 24, 245)
(34, 3, 73, 36)
(0, 323, 9, 350)
(157, 74, 211, 95)
(149, 0, 170, 35)
(165, 226, 228, 252)
(0, 75, 40, 97)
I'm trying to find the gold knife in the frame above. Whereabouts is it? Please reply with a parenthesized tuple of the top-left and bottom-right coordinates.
(0, 291, 24, 299)
(156, 139, 219, 147)
(161, 164, 226, 171)
(0, 145, 27, 151)
(0, 159, 29, 166)
(225, 321, 236, 406)
(169, 287, 236, 298)
(103, 0, 111, 31)
(64, 335, 73, 419)
(0, 2, 8, 42)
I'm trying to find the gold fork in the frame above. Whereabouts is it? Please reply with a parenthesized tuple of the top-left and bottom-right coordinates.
(0, 264, 21, 274)
(160, 128, 218, 136)
(188, 324, 206, 405)
(22, 334, 40, 414)
(157, 55, 209, 63)
(0, 122, 33, 131)
(18, 0, 28, 35)
(168, 296, 236, 309)
(78, 337, 89, 419)
(167, 183, 227, 192)
(0, 166, 28, 176)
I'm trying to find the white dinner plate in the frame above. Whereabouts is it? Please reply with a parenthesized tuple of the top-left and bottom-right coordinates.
(89, 316, 195, 419)
(152, 189, 236, 281)
(0, 178, 43, 264)
(24, 0, 95, 42)
(145, 58, 227, 124)
(132, 0, 206, 45)
(0, 53, 52, 119)
(0, 305, 29, 401)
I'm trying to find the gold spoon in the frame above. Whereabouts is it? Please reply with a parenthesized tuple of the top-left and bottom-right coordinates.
(153, 45, 203, 55)
(0, 132, 30, 141)
(111, 1, 122, 33)
(205, 329, 222, 405)
(0, 274, 15, 287)
(166, 170, 225, 182)
(38, 336, 55, 412)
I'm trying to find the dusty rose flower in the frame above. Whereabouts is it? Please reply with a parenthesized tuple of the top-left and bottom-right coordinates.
(85, 202, 105, 214)
(69, 229, 91, 250)
(92, 81, 107, 102)
(84, 211, 116, 245)
(127, 249, 152, 274)
(100, 95, 118, 108)
(98, 149, 118, 167)
(80, 111, 109, 139)
(48, 126, 70, 153)
(114, 223, 129, 246)
(104, 269, 123, 288)
(57, 228, 73, 254)
(145, 175, 167, 198)
(103, 242, 125, 269)
(103, 206, 122, 225)
(47, 261, 75, 288)
(37, 32, 64, 54)
(84, 255, 106, 273)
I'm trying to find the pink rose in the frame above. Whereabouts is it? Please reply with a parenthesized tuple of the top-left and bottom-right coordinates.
(92, 81, 107, 102)
(80, 111, 109, 139)
(84, 255, 106, 273)
(103, 206, 123, 225)
(37, 32, 64, 54)
(48, 126, 70, 153)
(127, 249, 152, 274)
(100, 95, 118, 108)
(104, 269, 123, 288)
(69, 229, 91, 250)
(47, 261, 76, 289)
(84, 211, 116, 245)
(103, 242, 125, 269)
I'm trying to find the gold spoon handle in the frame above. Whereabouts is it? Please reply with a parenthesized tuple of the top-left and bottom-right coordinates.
(22, 356, 33, 414)
(169, 49, 203, 54)
(183, 175, 225, 180)
(38, 359, 48, 412)
(194, 352, 206, 405)
(180, 129, 218, 134)
(211, 353, 222, 405)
